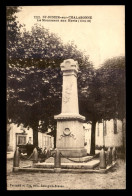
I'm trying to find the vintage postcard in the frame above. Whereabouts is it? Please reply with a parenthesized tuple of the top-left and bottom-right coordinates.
(6, 5, 125, 190)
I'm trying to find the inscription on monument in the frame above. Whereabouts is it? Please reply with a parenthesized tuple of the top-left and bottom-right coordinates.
(63, 83, 73, 103)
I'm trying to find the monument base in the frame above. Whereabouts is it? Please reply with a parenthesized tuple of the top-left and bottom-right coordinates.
(58, 148, 87, 158)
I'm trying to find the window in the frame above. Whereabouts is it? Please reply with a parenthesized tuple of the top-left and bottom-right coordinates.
(18, 136, 26, 145)
(114, 119, 117, 134)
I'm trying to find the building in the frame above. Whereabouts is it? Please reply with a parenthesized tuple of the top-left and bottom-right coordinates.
(7, 122, 54, 158)
(38, 132, 54, 150)
(84, 118, 125, 153)
(95, 119, 124, 147)
(7, 123, 33, 152)
(7, 123, 33, 158)
(83, 124, 91, 154)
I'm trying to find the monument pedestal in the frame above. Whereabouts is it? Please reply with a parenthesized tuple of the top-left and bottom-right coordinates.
(54, 59, 87, 158)
(54, 113, 87, 157)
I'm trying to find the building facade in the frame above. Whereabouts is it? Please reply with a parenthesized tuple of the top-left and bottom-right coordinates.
(7, 123, 54, 158)
(7, 123, 33, 153)
(95, 119, 124, 147)
(84, 118, 125, 153)
(38, 132, 54, 150)
(83, 124, 91, 154)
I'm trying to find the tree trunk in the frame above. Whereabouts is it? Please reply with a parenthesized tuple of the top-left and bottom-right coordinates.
(32, 121, 38, 148)
(90, 120, 96, 155)
(53, 126, 56, 148)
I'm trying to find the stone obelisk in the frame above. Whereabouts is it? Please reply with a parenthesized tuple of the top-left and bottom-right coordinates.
(54, 59, 87, 157)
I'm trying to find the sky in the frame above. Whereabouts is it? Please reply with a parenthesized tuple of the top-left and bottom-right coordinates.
(16, 6, 125, 69)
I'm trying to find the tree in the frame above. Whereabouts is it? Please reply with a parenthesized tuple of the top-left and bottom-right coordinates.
(95, 56, 125, 121)
(6, 6, 21, 21)
(7, 23, 94, 147)
(80, 56, 125, 155)
(6, 6, 23, 61)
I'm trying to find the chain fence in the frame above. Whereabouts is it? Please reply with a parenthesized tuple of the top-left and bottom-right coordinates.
(60, 152, 99, 163)
(19, 149, 99, 163)
(20, 152, 34, 160)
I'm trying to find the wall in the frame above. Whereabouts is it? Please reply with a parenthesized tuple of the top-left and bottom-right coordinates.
(38, 132, 54, 150)
(95, 122, 104, 146)
(95, 119, 123, 147)
(84, 119, 124, 151)
(83, 123, 91, 154)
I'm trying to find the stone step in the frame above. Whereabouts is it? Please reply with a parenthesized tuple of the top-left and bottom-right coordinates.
(45, 153, 100, 163)
(45, 155, 94, 163)
(34, 159, 100, 169)
(16, 161, 116, 174)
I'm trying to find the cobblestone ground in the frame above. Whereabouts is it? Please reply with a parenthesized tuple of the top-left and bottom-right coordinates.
(6, 158, 126, 190)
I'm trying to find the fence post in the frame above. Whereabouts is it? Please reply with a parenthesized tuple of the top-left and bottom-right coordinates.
(54, 148, 61, 171)
(32, 148, 38, 164)
(46, 148, 51, 159)
(99, 147, 106, 169)
(13, 147, 20, 172)
(107, 147, 112, 165)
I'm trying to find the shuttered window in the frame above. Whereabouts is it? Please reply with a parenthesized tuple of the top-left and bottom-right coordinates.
(114, 119, 117, 134)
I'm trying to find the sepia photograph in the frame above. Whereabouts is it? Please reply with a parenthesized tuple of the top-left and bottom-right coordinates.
(6, 5, 126, 190)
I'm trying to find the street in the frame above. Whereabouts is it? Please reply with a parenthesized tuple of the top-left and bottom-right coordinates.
(7, 158, 126, 190)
